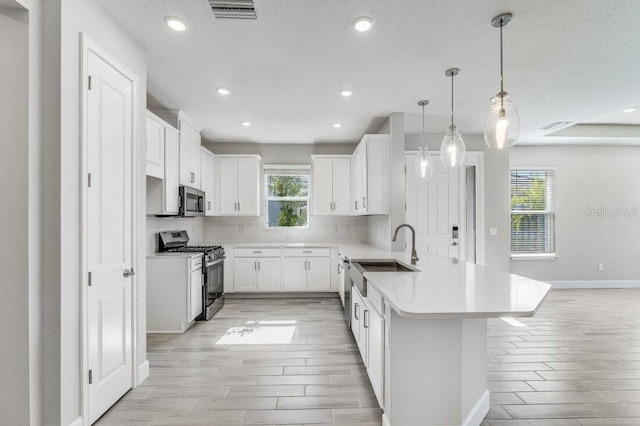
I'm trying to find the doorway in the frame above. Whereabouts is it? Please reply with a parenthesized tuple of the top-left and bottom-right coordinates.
(81, 35, 138, 424)
(405, 152, 484, 264)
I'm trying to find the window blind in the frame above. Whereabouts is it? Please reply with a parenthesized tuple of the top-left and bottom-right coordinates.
(510, 169, 555, 254)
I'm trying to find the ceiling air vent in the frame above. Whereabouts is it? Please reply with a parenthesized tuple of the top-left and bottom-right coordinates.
(208, 0, 257, 19)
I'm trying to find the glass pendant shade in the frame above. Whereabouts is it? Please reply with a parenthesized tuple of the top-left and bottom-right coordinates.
(440, 125, 466, 168)
(414, 145, 434, 178)
(484, 92, 520, 149)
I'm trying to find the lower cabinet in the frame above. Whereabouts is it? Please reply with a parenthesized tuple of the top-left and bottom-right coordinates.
(231, 246, 333, 293)
(351, 283, 384, 407)
(234, 255, 281, 292)
(147, 254, 202, 333)
(282, 248, 331, 291)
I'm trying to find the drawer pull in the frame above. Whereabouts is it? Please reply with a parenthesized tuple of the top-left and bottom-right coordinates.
(253, 250, 262, 254)
(303, 250, 312, 253)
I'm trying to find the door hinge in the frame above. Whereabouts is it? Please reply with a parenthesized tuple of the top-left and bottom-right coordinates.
(88, 369, 93, 384)
(88, 271, 92, 286)
(88, 75, 92, 90)
(404, 166, 407, 173)
(88, 173, 92, 187)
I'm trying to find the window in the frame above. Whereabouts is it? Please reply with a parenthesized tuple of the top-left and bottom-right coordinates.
(264, 167, 310, 228)
(510, 169, 555, 256)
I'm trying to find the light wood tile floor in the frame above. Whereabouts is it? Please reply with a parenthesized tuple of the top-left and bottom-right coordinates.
(97, 289, 640, 425)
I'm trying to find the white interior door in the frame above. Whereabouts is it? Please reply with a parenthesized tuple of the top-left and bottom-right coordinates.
(87, 50, 133, 424)
(406, 154, 460, 259)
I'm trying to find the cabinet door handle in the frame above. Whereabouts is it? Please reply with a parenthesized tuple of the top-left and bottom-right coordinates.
(354, 303, 359, 320)
(234, 202, 238, 211)
(238, 202, 240, 211)
(254, 261, 257, 271)
(364, 310, 370, 328)
(355, 200, 358, 210)
(207, 201, 211, 210)
(190, 172, 195, 183)
(363, 196, 367, 209)
(258, 261, 261, 271)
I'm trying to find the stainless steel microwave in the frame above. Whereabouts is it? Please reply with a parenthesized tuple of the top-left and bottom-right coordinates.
(179, 186, 205, 217)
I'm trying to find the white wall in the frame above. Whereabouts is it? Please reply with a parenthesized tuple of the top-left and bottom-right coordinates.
(0, 5, 30, 424)
(510, 145, 640, 282)
(404, 133, 511, 272)
(202, 142, 368, 244)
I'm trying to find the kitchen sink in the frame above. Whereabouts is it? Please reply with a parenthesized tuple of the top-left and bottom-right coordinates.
(352, 259, 418, 272)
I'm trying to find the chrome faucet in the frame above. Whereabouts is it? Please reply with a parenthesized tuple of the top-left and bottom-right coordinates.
(392, 223, 419, 265)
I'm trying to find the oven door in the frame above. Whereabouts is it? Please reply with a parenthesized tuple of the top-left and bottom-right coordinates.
(200, 258, 224, 320)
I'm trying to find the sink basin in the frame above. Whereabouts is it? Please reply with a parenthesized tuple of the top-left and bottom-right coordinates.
(352, 259, 417, 272)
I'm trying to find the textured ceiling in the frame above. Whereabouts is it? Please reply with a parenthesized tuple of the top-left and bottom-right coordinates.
(96, 0, 640, 144)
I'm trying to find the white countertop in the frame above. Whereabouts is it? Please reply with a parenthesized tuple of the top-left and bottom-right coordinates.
(339, 244, 551, 320)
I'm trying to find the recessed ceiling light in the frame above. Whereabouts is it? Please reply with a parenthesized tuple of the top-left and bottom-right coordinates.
(624, 107, 637, 113)
(340, 89, 353, 97)
(241, 121, 251, 127)
(217, 88, 230, 95)
(353, 16, 373, 32)
(333, 123, 343, 128)
(164, 16, 187, 32)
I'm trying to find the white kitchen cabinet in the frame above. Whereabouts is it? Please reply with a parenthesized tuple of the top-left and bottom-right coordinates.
(179, 119, 202, 189)
(147, 254, 202, 333)
(233, 248, 281, 292)
(349, 282, 385, 407)
(282, 248, 331, 291)
(366, 287, 384, 407)
(351, 134, 390, 215)
(351, 285, 367, 365)
(189, 267, 203, 321)
(200, 148, 215, 216)
(312, 156, 351, 216)
(146, 111, 180, 215)
(146, 112, 164, 179)
(216, 155, 261, 216)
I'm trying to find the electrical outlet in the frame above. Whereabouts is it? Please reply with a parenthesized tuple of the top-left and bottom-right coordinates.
(598, 263, 604, 271)
(489, 227, 498, 236)
(239, 225, 244, 234)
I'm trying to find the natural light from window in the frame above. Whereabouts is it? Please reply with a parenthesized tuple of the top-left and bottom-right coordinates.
(264, 168, 310, 229)
(216, 320, 297, 345)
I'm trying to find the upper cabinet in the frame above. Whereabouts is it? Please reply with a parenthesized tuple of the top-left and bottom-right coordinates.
(351, 134, 390, 216)
(146, 113, 164, 179)
(312, 156, 351, 216)
(179, 120, 202, 189)
(216, 155, 261, 216)
(200, 148, 215, 216)
(152, 110, 203, 190)
(146, 111, 180, 215)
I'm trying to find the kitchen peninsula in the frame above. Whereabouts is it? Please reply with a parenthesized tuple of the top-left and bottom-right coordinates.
(340, 244, 551, 426)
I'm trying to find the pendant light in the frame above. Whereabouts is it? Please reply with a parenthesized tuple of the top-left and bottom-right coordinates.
(484, 13, 520, 149)
(415, 100, 434, 178)
(440, 68, 466, 168)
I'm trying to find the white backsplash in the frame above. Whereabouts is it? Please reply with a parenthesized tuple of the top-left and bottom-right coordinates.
(202, 215, 367, 244)
(146, 216, 204, 253)
(367, 215, 392, 250)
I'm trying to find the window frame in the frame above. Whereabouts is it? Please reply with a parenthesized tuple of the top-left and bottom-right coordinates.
(509, 167, 557, 260)
(263, 167, 311, 230)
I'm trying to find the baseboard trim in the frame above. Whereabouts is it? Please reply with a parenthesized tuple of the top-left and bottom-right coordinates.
(550, 280, 640, 289)
(137, 360, 150, 385)
(462, 389, 490, 426)
(225, 292, 340, 299)
(68, 416, 83, 426)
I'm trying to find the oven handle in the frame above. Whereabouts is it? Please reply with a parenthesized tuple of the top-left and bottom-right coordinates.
(204, 257, 225, 268)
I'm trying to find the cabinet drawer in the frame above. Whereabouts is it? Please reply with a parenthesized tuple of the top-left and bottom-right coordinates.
(235, 247, 281, 257)
(190, 256, 202, 271)
(283, 247, 330, 257)
(366, 284, 383, 315)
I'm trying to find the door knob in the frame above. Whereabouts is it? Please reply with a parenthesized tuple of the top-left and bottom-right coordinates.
(123, 268, 136, 278)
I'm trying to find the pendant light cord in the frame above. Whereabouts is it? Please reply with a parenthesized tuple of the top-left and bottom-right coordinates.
(421, 103, 426, 144)
(500, 18, 504, 111)
(450, 73, 455, 128)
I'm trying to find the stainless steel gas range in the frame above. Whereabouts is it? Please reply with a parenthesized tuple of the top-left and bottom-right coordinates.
(158, 230, 225, 320)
